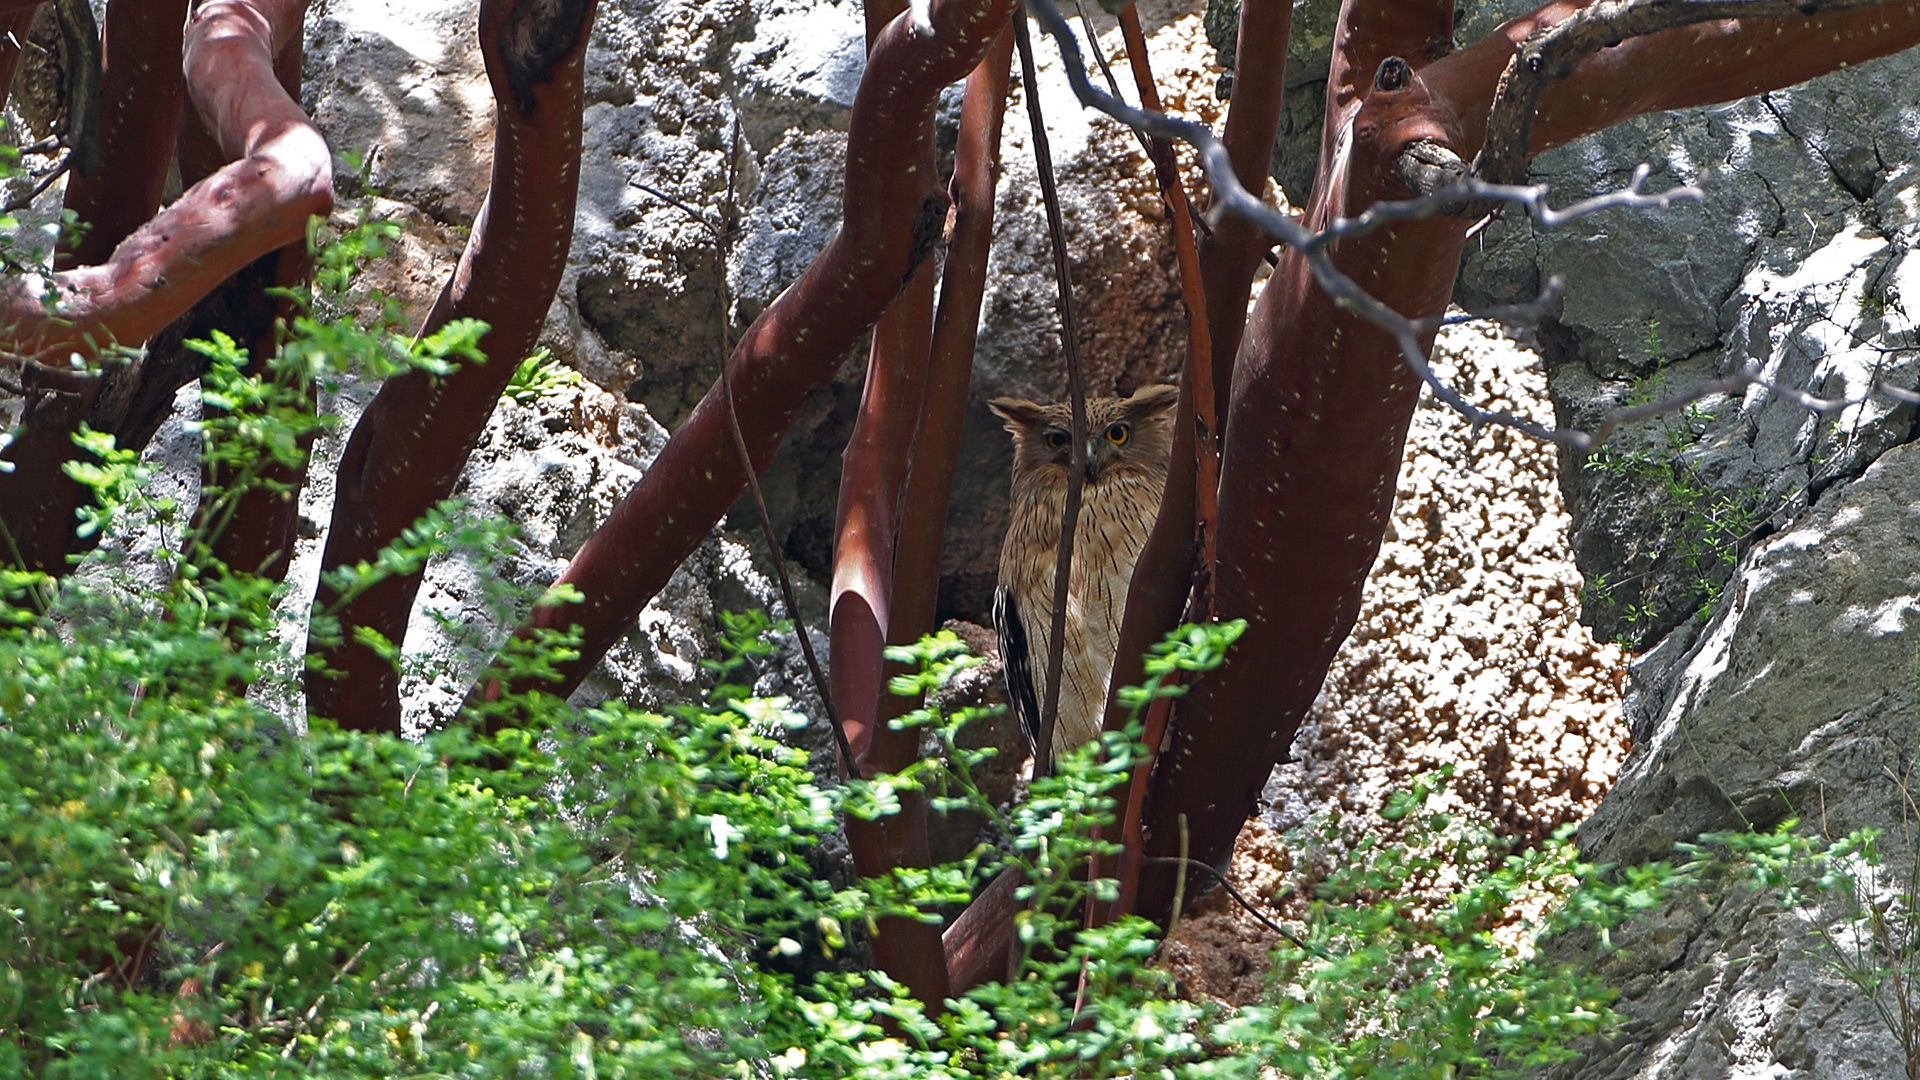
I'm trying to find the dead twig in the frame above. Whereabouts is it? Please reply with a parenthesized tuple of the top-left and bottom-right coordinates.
(1020, 0, 1920, 452)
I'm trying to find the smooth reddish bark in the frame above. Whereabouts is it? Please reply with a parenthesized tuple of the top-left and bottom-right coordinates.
(0, 0, 328, 576)
(850, 24, 1012, 1009)
(835, 261, 936, 770)
(835, 262, 947, 1007)
(309, 0, 596, 732)
(474, 0, 1017, 707)
(1423, 0, 1920, 155)
(881, 24, 1014, 737)
(1088, 2, 1218, 928)
(1136, 0, 1467, 924)
(6, 0, 330, 360)
(60, 0, 191, 269)
(1132, 0, 1920, 926)
(944, 865, 1022, 993)
(1194, 0, 1292, 407)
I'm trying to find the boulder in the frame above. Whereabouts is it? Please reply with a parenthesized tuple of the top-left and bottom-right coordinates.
(1451, 32, 1920, 1080)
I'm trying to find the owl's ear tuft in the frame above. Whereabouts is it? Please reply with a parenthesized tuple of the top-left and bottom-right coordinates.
(988, 396, 1049, 432)
(1125, 383, 1180, 418)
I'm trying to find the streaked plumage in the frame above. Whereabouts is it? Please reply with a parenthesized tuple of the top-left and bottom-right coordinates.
(989, 384, 1178, 763)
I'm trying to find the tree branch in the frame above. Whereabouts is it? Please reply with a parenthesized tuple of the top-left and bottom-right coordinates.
(1012, 11, 1089, 780)
(0, 0, 328, 577)
(311, 0, 597, 731)
(59, 0, 189, 269)
(470, 0, 1017, 710)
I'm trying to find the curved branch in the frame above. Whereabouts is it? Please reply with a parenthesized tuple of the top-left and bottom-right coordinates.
(1434, 0, 1920, 179)
(835, 263, 935, 772)
(308, 0, 597, 732)
(0, 0, 328, 366)
(470, 0, 1018, 707)
(0, 0, 328, 576)
(1195, 0, 1291, 408)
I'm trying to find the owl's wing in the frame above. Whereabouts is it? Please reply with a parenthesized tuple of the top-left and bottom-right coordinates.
(993, 587, 1042, 751)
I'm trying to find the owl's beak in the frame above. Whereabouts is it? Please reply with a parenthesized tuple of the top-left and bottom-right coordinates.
(1083, 445, 1100, 483)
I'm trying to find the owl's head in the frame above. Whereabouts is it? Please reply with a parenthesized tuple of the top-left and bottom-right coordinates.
(988, 383, 1179, 487)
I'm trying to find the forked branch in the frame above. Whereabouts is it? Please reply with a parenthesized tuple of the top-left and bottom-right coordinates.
(1021, 0, 1920, 451)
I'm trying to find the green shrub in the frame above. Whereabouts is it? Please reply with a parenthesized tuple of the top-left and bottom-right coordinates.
(0, 216, 1698, 1078)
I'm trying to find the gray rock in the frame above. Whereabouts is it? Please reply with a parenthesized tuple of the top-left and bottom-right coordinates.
(1583, 441, 1920, 869)
(1457, 48, 1920, 647)
(303, 0, 494, 225)
(1423, 8, 1920, 1075)
(1551, 442, 1920, 1080)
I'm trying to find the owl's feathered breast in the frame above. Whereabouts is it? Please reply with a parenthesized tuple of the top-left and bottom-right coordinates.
(988, 385, 1177, 763)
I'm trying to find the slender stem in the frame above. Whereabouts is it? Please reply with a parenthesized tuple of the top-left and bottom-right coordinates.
(1012, 12, 1088, 779)
(714, 130, 854, 774)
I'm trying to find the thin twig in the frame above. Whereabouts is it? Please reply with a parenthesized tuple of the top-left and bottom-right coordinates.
(4, 154, 71, 213)
(1014, 12, 1088, 780)
(1019, 0, 1920, 452)
(1169, 812, 1189, 935)
(1141, 855, 1326, 957)
(1070, 0, 1153, 162)
(635, 145, 856, 775)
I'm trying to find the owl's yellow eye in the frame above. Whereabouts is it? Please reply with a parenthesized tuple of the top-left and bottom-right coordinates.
(1105, 422, 1130, 446)
(1044, 429, 1070, 450)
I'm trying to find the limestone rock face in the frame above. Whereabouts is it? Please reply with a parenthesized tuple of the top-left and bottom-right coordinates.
(1449, 35, 1920, 1080)
(1537, 444, 1920, 1080)
(304, 0, 495, 226)
(1459, 47, 1920, 650)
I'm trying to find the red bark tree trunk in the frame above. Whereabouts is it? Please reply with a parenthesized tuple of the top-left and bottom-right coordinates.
(1133, 0, 1920, 926)
(472, 0, 1017, 710)
(308, 0, 596, 732)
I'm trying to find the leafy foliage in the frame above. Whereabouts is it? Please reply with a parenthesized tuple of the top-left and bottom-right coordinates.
(502, 346, 583, 405)
(1688, 820, 1920, 1078)
(1248, 781, 1676, 1080)
(0, 218, 1707, 1078)
(1582, 432, 1762, 643)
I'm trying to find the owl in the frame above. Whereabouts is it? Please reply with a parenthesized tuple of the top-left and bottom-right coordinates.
(989, 383, 1179, 765)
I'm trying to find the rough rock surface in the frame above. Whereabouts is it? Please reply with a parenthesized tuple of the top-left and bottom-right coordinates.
(1542, 444, 1920, 1080)
(1448, 30, 1920, 1080)
(1459, 47, 1920, 652)
(305, 0, 496, 226)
